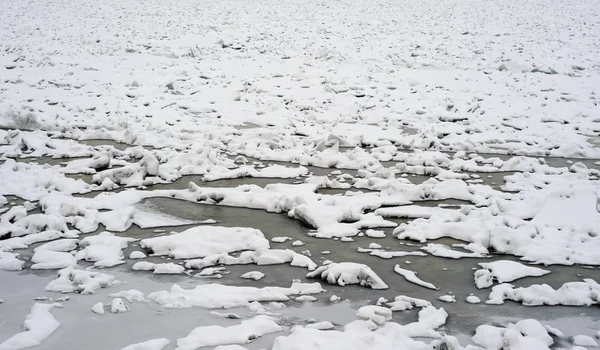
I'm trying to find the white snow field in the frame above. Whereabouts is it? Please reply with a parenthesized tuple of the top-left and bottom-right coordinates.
(2, 0, 600, 348)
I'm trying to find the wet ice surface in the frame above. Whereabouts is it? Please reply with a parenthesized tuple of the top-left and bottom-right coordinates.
(2, 0, 600, 348)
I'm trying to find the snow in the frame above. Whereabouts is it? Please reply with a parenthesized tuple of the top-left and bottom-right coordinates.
(140, 226, 269, 259)
(573, 335, 598, 347)
(175, 315, 282, 350)
(486, 279, 600, 306)
(30, 250, 77, 270)
(393, 264, 438, 290)
(473, 319, 553, 350)
(120, 338, 170, 350)
(91, 302, 105, 315)
(2, 0, 600, 346)
(75, 232, 133, 267)
(466, 295, 481, 304)
(152, 263, 185, 275)
(240, 271, 265, 281)
(438, 295, 456, 303)
(356, 305, 392, 325)
(0, 303, 60, 350)
(45, 267, 117, 294)
(111, 298, 129, 313)
(306, 262, 388, 289)
(0, 251, 24, 271)
(305, 321, 335, 330)
(129, 251, 147, 259)
(147, 282, 323, 308)
(474, 260, 551, 288)
(110, 290, 147, 302)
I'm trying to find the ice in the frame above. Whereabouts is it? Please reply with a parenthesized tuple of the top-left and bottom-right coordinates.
(91, 302, 105, 315)
(129, 251, 147, 259)
(306, 262, 389, 289)
(45, 267, 117, 294)
(387, 295, 431, 311)
(140, 226, 269, 259)
(0, 160, 91, 201)
(153, 263, 185, 275)
(473, 319, 553, 350)
(175, 315, 282, 350)
(356, 305, 392, 325)
(34, 239, 79, 252)
(120, 338, 170, 350)
(465, 295, 481, 304)
(486, 279, 600, 306)
(0, 251, 24, 271)
(110, 290, 147, 302)
(0, 303, 60, 350)
(30, 250, 77, 269)
(111, 298, 129, 313)
(393, 264, 438, 290)
(295, 295, 317, 302)
(75, 232, 134, 267)
(438, 295, 456, 303)
(240, 271, 265, 281)
(573, 335, 598, 347)
(147, 282, 323, 308)
(305, 321, 335, 330)
(271, 237, 292, 243)
(474, 260, 550, 289)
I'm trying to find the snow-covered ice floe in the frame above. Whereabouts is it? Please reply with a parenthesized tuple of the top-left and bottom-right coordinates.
(2, 0, 600, 347)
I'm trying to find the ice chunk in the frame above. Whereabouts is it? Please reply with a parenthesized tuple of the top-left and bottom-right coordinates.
(0, 303, 60, 350)
(110, 290, 147, 302)
(474, 260, 550, 289)
(305, 321, 335, 330)
(30, 250, 77, 269)
(45, 267, 117, 294)
(140, 226, 269, 259)
(306, 262, 388, 289)
(111, 298, 128, 313)
(486, 279, 600, 306)
(153, 263, 185, 275)
(129, 251, 147, 259)
(175, 315, 282, 350)
(91, 302, 105, 315)
(120, 338, 170, 350)
(438, 295, 456, 303)
(147, 282, 322, 308)
(240, 271, 265, 280)
(356, 305, 392, 325)
(573, 335, 598, 347)
(75, 232, 133, 267)
(466, 295, 481, 304)
(393, 264, 438, 290)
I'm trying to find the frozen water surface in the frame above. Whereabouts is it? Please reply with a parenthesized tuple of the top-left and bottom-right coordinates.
(2, 0, 600, 348)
